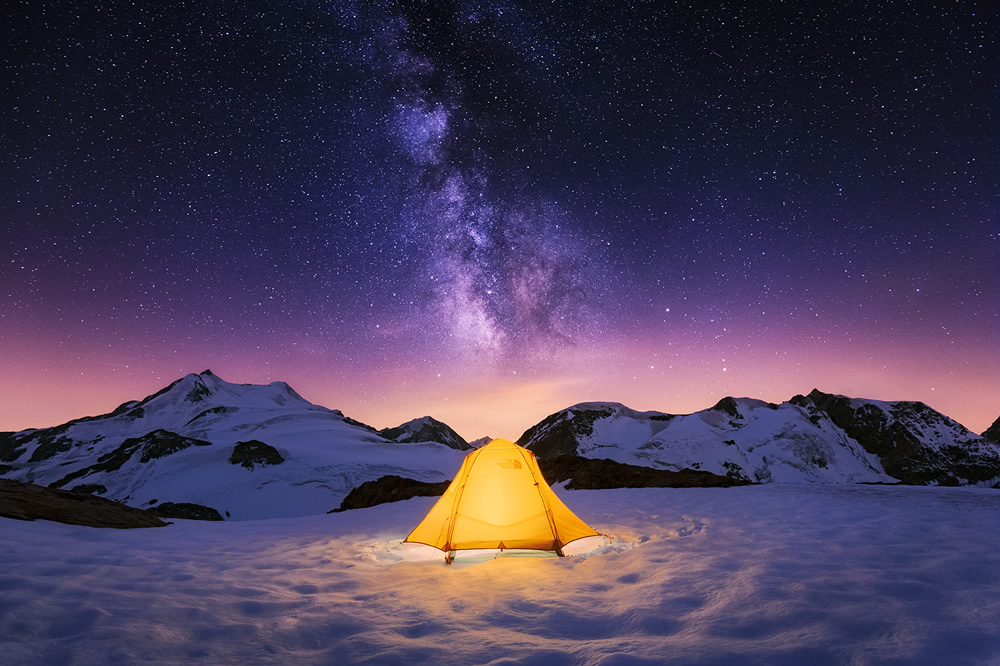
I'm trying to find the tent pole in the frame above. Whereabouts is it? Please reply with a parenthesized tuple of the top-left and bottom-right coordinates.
(517, 447, 563, 553)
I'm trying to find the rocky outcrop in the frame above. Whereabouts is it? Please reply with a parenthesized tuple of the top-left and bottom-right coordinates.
(0, 371, 472, 520)
(0, 478, 167, 528)
(50, 430, 212, 489)
(331, 455, 750, 514)
(792, 389, 1000, 485)
(70, 483, 107, 495)
(149, 502, 223, 521)
(517, 405, 616, 458)
(379, 417, 471, 450)
(184, 406, 235, 426)
(228, 440, 284, 470)
(330, 475, 451, 512)
(519, 394, 999, 487)
(538, 456, 751, 490)
(983, 416, 1000, 446)
(0, 431, 28, 463)
(27, 424, 81, 462)
(138, 430, 213, 462)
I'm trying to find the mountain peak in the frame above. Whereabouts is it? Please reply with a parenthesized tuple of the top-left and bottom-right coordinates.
(378, 416, 471, 450)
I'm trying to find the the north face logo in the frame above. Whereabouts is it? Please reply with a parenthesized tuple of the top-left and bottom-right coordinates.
(497, 459, 522, 470)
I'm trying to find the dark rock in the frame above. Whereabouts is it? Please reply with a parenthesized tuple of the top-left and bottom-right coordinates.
(184, 405, 235, 426)
(517, 406, 615, 458)
(537, 455, 751, 490)
(228, 440, 284, 469)
(0, 478, 167, 528)
(984, 416, 1000, 445)
(69, 483, 107, 495)
(332, 457, 748, 514)
(50, 430, 211, 489)
(0, 431, 28, 463)
(28, 424, 76, 462)
(139, 430, 212, 463)
(185, 381, 211, 403)
(342, 415, 378, 433)
(722, 461, 752, 483)
(330, 475, 451, 512)
(712, 397, 742, 419)
(149, 502, 223, 521)
(123, 407, 145, 421)
(797, 389, 1000, 484)
(378, 417, 471, 450)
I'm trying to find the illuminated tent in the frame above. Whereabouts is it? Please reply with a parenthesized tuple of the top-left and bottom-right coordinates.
(404, 438, 600, 561)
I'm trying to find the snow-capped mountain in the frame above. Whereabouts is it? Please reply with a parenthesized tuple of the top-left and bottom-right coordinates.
(3, 375, 997, 522)
(791, 390, 1000, 484)
(378, 416, 471, 450)
(0, 371, 466, 520)
(517, 390, 1000, 486)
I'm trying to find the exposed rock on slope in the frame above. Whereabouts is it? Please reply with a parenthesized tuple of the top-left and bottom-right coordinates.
(3, 373, 995, 523)
(791, 389, 1000, 485)
(982, 416, 1000, 445)
(379, 417, 471, 450)
(519, 395, 1000, 486)
(0, 478, 167, 528)
(0, 370, 466, 520)
(330, 475, 452, 512)
(538, 456, 750, 490)
(228, 440, 284, 470)
(517, 404, 621, 459)
(149, 501, 224, 521)
(50, 430, 213, 489)
(331, 456, 747, 512)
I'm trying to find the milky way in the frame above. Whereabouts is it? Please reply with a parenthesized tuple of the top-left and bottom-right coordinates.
(378, 7, 609, 365)
(1, 1, 996, 439)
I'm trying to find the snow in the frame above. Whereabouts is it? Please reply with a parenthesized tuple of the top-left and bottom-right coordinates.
(2, 484, 998, 664)
(569, 401, 894, 484)
(5, 372, 468, 519)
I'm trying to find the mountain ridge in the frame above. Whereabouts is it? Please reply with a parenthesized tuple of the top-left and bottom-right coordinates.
(517, 389, 1000, 487)
(2, 375, 997, 521)
(0, 370, 468, 520)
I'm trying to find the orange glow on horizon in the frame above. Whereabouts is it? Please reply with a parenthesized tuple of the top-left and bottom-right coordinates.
(1, 337, 997, 441)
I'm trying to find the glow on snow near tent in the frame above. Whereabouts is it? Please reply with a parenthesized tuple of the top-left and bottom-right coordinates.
(404, 438, 601, 561)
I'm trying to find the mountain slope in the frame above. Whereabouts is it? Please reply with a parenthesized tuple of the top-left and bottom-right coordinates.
(0, 371, 466, 520)
(518, 393, 1000, 486)
(791, 389, 1000, 485)
(378, 416, 471, 450)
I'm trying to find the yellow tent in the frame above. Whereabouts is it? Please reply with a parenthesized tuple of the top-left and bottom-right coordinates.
(404, 438, 600, 561)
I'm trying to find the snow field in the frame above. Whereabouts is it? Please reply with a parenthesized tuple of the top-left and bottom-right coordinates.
(0, 484, 998, 664)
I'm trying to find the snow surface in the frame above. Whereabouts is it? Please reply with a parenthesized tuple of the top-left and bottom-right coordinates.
(560, 400, 894, 484)
(2, 484, 998, 664)
(5, 372, 467, 519)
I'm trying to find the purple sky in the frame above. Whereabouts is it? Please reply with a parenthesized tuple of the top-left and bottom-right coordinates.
(2, 1, 996, 440)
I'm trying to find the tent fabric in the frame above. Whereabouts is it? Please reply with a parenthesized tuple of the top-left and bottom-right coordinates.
(404, 438, 600, 555)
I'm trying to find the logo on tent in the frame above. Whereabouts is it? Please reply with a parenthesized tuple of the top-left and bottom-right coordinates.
(497, 458, 522, 470)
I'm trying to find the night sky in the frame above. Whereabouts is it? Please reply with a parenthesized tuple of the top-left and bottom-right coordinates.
(3, 1, 997, 440)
